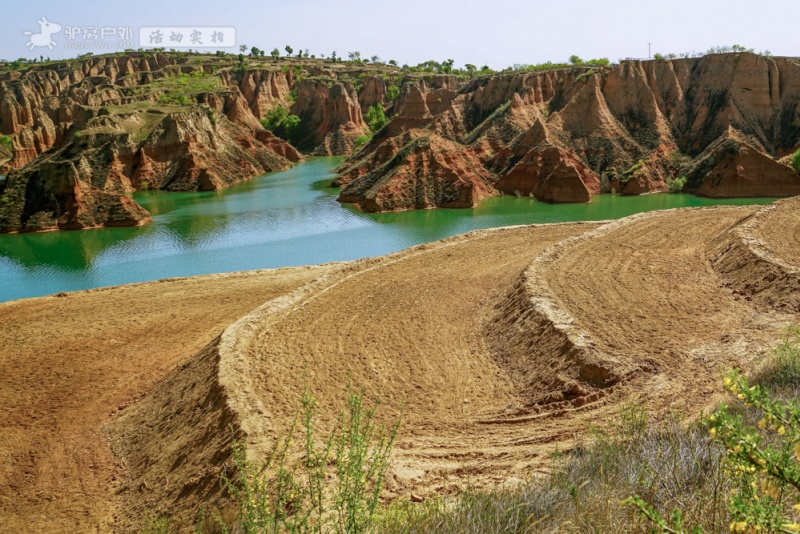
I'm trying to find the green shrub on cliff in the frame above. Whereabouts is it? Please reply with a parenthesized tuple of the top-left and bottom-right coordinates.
(260, 105, 302, 145)
(354, 134, 372, 148)
(365, 104, 387, 132)
(281, 114, 302, 144)
(0, 135, 11, 153)
(666, 175, 687, 193)
(791, 149, 800, 174)
(261, 106, 288, 131)
(386, 83, 400, 102)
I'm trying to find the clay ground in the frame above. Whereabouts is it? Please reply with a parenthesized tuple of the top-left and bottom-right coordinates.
(1, 202, 798, 532)
(0, 265, 335, 533)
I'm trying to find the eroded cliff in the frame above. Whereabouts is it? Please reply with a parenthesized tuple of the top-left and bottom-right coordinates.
(336, 53, 800, 212)
(0, 52, 400, 232)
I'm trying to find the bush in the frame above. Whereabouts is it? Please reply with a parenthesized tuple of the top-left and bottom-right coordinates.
(0, 134, 11, 152)
(628, 325, 800, 533)
(666, 176, 687, 193)
(385, 84, 400, 102)
(219, 389, 400, 533)
(378, 404, 731, 533)
(282, 114, 302, 144)
(791, 149, 800, 174)
(261, 106, 288, 131)
(365, 104, 387, 132)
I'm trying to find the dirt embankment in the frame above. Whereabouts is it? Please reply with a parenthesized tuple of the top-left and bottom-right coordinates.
(0, 265, 333, 533)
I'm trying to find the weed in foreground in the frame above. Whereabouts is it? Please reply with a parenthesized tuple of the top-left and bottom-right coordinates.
(628, 325, 800, 533)
(217, 388, 400, 534)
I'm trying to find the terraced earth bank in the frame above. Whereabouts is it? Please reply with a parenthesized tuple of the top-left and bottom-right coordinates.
(1, 202, 798, 531)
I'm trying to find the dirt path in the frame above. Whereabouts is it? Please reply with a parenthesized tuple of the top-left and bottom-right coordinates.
(0, 265, 333, 533)
(235, 223, 602, 496)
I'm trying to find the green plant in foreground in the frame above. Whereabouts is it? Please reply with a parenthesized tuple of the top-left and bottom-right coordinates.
(219, 389, 400, 533)
(628, 328, 800, 533)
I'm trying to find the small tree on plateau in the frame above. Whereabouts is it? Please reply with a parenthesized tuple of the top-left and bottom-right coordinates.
(239, 44, 247, 53)
(285, 45, 293, 57)
(569, 54, 583, 65)
(270, 48, 280, 60)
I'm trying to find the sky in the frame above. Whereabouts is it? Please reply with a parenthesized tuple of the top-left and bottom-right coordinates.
(3, 0, 798, 68)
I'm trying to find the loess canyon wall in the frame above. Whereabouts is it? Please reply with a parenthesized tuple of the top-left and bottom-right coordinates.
(0, 53, 397, 232)
(2, 52, 799, 229)
(336, 53, 800, 212)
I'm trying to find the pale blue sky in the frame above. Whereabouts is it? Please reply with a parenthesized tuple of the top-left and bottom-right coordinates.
(4, 0, 798, 68)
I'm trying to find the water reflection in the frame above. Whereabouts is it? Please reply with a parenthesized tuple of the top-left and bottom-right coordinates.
(0, 224, 152, 271)
(0, 156, 779, 303)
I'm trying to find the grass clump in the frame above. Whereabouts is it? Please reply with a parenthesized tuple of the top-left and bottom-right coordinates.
(217, 388, 400, 533)
(629, 325, 800, 533)
(378, 405, 731, 533)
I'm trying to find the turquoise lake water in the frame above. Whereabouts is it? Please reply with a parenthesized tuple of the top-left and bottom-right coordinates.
(0, 158, 777, 302)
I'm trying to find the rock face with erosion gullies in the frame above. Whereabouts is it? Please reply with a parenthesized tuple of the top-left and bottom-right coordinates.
(0, 52, 408, 231)
(338, 134, 495, 211)
(495, 143, 601, 202)
(290, 78, 370, 155)
(335, 53, 800, 212)
(0, 53, 322, 232)
(689, 136, 800, 197)
(0, 101, 298, 232)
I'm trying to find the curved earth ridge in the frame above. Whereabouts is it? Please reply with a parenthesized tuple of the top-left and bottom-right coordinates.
(113, 204, 798, 531)
(711, 196, 800, 312)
